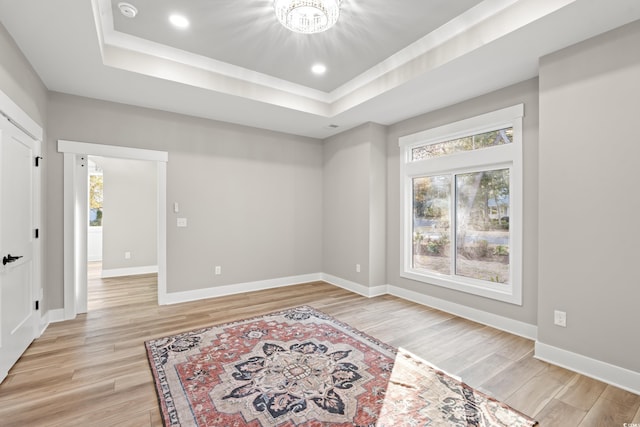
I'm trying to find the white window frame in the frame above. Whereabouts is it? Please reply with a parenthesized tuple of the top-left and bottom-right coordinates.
(399, 104, 524, 305)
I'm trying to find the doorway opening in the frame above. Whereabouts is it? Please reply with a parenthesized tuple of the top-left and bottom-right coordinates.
(58, 141, 168, 319)
(86, 155, 159, 310)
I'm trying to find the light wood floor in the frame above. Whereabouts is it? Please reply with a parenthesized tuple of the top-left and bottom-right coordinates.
(0, 264, 638, 426)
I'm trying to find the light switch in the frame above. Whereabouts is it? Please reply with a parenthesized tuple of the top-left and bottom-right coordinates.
(177, 218, 187, 227)
(173, 202, 179, 213)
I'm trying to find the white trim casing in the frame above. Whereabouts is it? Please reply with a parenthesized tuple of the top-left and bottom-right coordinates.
(157, 161, 168, 305)
(315, 275, 536, 339)
(159, 273, 536, 339)
(62, 153, 75, 319)
(58, 140, 168, 319)
(321, 274, 387, 298)
(0, 90, 43, 141)
(101, 265, 158, 278)
(39, 309, 66, 336)
(46, 309, 66, 324)
(386, 285, 537, 340)
(161, 273, 323, 305)
(535, 341, 640, 396)
(398, 104, 524, 305)
(90, 0, 577, 117)
(48, 266, 640, 396)
(58, 140, 168, 162)
(51, 267, 536, 342)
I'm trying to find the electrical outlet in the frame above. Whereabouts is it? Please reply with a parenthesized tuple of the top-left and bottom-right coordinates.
(215, 266, 221, 275)
(554, 310, 567, 327)
(356, 264, 361, 273)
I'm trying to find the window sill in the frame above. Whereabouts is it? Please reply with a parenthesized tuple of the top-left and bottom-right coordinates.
(401, 269, 521, 305)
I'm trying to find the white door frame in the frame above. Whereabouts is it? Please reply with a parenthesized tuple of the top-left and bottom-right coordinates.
(58, 140, 168, 319)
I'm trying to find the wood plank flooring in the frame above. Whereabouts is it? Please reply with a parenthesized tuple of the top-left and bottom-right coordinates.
(0, 263, 638, 426)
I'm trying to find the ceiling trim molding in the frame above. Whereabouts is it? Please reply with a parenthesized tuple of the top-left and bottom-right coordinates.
(94, 0, 330, 102)
(328, 0, 522, 102)
(92, 0, 576, 117)
(328, 0, 577, 116)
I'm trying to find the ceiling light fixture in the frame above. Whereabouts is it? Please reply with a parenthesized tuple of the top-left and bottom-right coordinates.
(311, 64, 327, 74)
(274, 0, 341, 34)
(169, 14, 190, 29)
(117, 2, 138, 19)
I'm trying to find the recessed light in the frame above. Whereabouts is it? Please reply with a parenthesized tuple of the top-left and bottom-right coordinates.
(311, 64, 327, 75)
(169, 14, 190, 29)
(118, 2, 138, 18)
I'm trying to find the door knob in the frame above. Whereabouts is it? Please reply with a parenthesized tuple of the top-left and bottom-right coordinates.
(2, 254, 23, 266)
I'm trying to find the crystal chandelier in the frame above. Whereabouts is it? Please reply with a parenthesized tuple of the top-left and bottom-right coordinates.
(274, 0, 341, 34)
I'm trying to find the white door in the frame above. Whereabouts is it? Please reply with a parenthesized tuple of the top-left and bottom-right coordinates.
(0, 116, 38, 382)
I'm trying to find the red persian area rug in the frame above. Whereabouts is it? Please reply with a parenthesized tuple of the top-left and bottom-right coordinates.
(145, 306, 537, 427)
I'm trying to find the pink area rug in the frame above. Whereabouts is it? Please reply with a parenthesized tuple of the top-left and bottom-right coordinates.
(145, 306, 537, 426)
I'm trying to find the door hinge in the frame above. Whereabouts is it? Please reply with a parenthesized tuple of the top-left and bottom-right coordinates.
(35, 156, 43, 167)
(35, 228, 40, 239)
(35, 300, 40, 311)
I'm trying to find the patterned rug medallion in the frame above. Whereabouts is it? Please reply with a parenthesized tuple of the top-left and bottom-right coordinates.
(145, 306, 537, 426)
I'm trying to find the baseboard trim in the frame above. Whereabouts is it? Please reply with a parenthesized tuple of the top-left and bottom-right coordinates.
(316, 276, 537, 341)
(47, 308, 66, 323)
(102, 265, 158, 278)
(321, 274, 387, 298)
(159, 273, 536, 339)
(535, 341, 640, 395)
(54, 269, 638, 393)
(160, 273, 323, 305)
(38, 308, 66, 337)
(387, 285, 538, 340)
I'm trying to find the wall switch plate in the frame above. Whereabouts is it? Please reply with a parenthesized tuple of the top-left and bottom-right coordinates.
(124, 251, 131, 259)
(356, 264, 361, 273)
(215, 266, 221, 275)
(177, 218, 187, 227)
(554, 310, 567, 327)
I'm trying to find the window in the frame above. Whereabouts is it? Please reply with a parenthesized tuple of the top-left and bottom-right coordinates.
(89, 160, 103, 227)
(399, 105, 523, 304)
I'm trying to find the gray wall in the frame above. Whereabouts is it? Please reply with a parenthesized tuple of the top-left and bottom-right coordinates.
(323, 123, 386, 287)
(0, 24, 47, 127)
(385, 78, 540, 325)
(46, 92, 323, 307)
(538, 21, 640, 372)
(97, 157, 158, 272)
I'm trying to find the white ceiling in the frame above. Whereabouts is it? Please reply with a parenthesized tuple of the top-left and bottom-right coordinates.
(110, 0, 485, 92)
(1, 0, 639, 139)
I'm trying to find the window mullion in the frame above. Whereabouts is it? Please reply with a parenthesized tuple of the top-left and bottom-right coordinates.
(450, 173, 456, 279)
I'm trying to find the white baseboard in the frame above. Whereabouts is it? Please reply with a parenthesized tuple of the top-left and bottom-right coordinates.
(535, 341, 640, 395)
(38, 308, 66, 337)
(102, 265, 158, 278)
(317, 275, 537, 340)
(47, 308, 66, 323)
(161, 273, 323, 305)
(53, 268, 638, 394)
(321, 274, 387, 298)
(387, 285, 538, 340)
